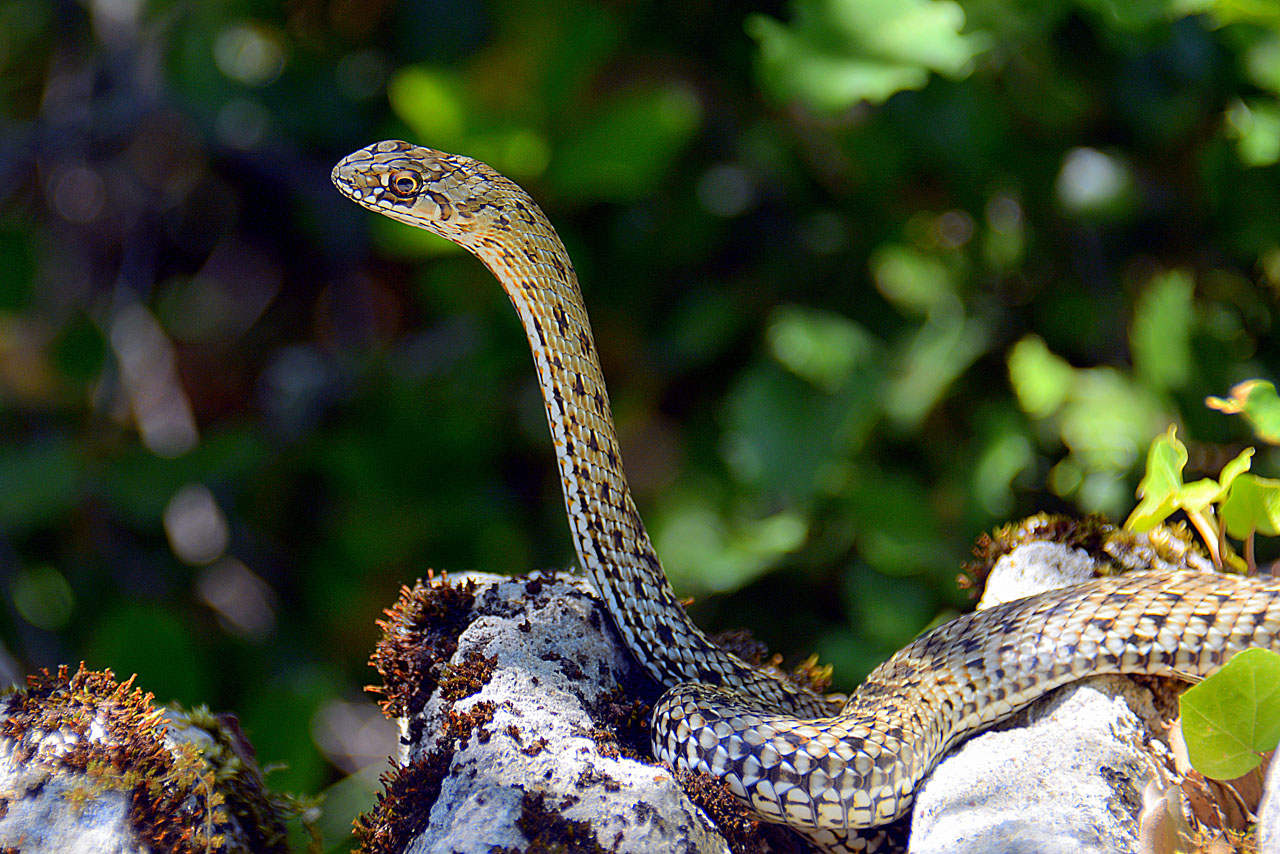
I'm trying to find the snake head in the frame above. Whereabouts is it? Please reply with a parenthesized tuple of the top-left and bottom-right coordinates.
(331, 140, 528, 243)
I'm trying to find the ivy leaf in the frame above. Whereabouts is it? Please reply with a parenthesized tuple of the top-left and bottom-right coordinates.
(1180, 648, 1280, 780)
(1207, 380, 1280, 445)
(1176, 478, 1223, 514)
(1177, 449, 1253, 514)
(1218, 447, 1255, 492)
(1220, 473, 1280, 538)
(1125, 425, 1187, 532)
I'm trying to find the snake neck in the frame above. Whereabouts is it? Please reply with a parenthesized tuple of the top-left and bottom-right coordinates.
(466, 219, 828, 713)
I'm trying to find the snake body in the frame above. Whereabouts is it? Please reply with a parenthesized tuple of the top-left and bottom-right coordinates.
(333, 140, 1280, 853)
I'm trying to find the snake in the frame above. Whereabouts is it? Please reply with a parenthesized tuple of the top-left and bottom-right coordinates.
(332, 140, 1280, 853)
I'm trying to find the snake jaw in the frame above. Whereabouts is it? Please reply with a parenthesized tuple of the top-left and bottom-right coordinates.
(332, 140, 520, 243)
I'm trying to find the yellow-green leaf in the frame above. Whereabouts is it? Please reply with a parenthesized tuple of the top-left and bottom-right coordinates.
(1176, 478, 1222, 514)
(1125, 425, 1187, 532)
(1220, 472, 1280, 538)
(1207, 380, 1280, 445)
(1218, 447, 1255, 492)
(1007, 335, 1073, 419)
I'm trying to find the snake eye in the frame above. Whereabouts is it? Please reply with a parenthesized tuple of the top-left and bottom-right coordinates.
(388, 170, 421, 198)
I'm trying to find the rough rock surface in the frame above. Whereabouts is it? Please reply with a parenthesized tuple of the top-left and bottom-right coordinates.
(0, 666, 287, 854)
(398, 571, 732, 854)
(909, 541, 1163, 853)
(1260, 755, 1280, 854)
(911, 540, 1179, 854)
(392, 537, 1272, 854)
(910, 675, 1168, 854)
(975, 540, 1099, 610)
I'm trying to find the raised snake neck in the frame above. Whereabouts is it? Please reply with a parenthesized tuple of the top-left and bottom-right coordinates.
(333, 140, 1280, 854)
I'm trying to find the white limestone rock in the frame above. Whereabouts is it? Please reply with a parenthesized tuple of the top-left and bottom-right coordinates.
(397, 571, 732, 854)
(395, 534, 1218, 854)
(911, 538, 1183, 854)
(976, 540, 1098, 609)
(909, 675, 1167, 854)
(0, 750, 140, 854)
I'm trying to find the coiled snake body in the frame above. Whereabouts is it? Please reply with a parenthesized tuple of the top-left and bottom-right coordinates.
(333, 140, 1280, 853)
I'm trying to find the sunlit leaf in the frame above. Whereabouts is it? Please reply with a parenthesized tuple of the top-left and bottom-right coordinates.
(766, 305, 876, 392)
(1177, 478, 1222, 514)
(1125, 425, 1187, 532)
(654, 486, 809, 595)
(1220, 472, 1280, 537)
(1208, 0, 1280, 28)
(1207, 380, 1280, 444)
(1224, 99, 1280, 167)
(1180, 648, 1280, 780)
(885, 303, 989, 428)
(747, 0, 989, 111)
(972, 429, 1035, 516)
(386, 66, 467, 150)
(870, 243, 955, 315)
(1219, 448, 1255, 492)
(1008, 335, 1073, 419)
(1057, 367, 1166, 474)
(1161, 450, 1250, 515)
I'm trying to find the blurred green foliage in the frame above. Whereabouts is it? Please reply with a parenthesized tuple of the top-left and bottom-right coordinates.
(1, 0, 1279, 849)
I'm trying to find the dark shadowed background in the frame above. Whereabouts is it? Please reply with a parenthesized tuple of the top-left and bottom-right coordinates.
(1, 0, 1278, 847)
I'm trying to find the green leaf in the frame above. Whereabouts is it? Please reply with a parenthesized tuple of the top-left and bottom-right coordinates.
(885, 302, 989, 428)
(765, 305, 877, 392)
(1224, 99, 1280, 168)
(1129, 270, 1193, 391)
(1176, 478, 1223, 514)
(1207, 380, 1280, 445)
(0, 437, 80, 533)
(1208, 0, 1280, 28)
(870, 243, 956, 315)
(747, 0, 989, 111)
(1007, 335, 1074, 419)
(386, 66, 467, 151)
(1077, 0, 1199, 31)
(1124, 425, 1187, 532)
(1220, 472, 1280, 538)
(1218, 448, 1255, 492)
(1175, 447, 1252, 513)
(1180, 648, 1280, 780)
(548, 84, 701, 201)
